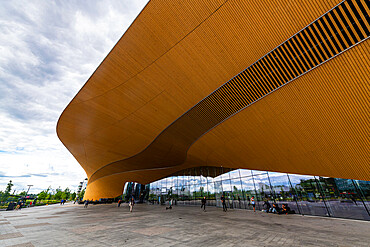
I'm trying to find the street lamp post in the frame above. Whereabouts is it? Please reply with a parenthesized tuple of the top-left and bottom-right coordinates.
(26, 185, 33, 196)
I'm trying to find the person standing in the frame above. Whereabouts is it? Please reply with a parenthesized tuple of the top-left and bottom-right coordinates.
(221, 194, 227, 212)
(251, 196, 256, 212)
(129, 196, 135, 212)
(201, 196, 207, 211)
(118, 199, 122, 207)
(84, 200, 88, 208)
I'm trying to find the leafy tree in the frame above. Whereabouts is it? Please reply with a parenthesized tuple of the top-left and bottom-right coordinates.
(1, 180, 14, 202)
(70, 192, 76, 200)
(78, 189, 85, 200)
(18, 191, 27, 197)
(54, 188, 63, 200)
(37, 191, 48, 201)
(63, 188, 71, 200)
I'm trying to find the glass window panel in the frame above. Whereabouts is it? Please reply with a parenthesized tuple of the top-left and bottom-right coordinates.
(240, 176, 257, 210)
(200, 175, 207, 183)
(229, 170, 241, 179)
(231, 178, 244, 209)
(252, 170, 268, 175)
(355, 179, 370, 209)
(288, 174, 329, 217)
(214, 180, 223, 207)
(222, 180, 232, 192)
(214, 174, 222, 182)
(207, 167, 216, 183)
(268, 172, 300, 214)
(239, 169, 252, 178)
(319, 177, 370, 220)
(207, 176, 214, 183)
(178, 176, 184, 187)
(251, 173, 272, 201)
(268, 172, 291, 202)
(221, 171, 230, 180)
(193, 176, 201, 185)
(190, 184, 196, 200)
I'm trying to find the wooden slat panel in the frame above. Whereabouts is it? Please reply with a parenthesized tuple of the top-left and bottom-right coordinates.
(56, 0, 370, 200)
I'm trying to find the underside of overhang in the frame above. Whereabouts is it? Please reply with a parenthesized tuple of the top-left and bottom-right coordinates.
(57, 0, 370, 200)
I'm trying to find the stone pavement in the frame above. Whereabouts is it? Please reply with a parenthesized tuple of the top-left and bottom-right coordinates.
(0, 203, 369, 247)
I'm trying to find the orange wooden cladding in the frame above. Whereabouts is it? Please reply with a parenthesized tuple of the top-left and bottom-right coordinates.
(57, 0, 370, 200)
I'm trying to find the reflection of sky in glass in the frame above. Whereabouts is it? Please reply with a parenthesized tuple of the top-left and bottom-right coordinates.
(229, 170, 240, 179)
(221, 172, 230, 180)
(252, 170, 268, 175)
(149, 169, 338, 194)
(287, 174, 314, 186)
(239, 169, 252, 177)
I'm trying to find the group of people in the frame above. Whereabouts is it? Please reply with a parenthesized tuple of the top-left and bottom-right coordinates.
(221, 195, 256, 212)
(83, 195, 295, 215)
(262, 200, 295, 214)
(115, 197, 135, 212)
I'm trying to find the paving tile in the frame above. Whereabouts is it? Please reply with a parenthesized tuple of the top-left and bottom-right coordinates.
(4, 215, 28, 218)
(131, 226, 175, 236)
(0, 232, 23, 240)
(35, 216, 59, 220)
(0, 203, 369, 246)
(14, 223, 50, 229)
(7, 242, 34, 247)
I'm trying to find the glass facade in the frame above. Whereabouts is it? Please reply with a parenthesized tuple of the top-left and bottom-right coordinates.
(147, 167, 370, 221)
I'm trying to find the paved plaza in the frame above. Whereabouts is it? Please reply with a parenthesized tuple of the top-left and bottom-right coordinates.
(0, 203, 369, 247)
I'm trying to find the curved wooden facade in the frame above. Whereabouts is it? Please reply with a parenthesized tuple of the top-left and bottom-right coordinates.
(57, 0, 370, 200)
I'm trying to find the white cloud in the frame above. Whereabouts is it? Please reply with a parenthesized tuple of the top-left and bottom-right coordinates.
(0, 0, 149, 193)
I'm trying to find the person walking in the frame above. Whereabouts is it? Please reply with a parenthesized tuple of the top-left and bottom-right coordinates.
(166, 198, 173, 210)
(84, 200, 89, 208)
(221, 194, 227, 212)
(129, 196, 135, 212)
(118, 199, 122, 207)
(251, 196, 256, 212)
(201, 196, 207, 211)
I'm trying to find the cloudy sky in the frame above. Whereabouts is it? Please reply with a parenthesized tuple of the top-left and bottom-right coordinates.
(0, 0, 148, 194)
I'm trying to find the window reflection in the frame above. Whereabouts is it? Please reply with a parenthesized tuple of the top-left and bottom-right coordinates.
(146, 167, 369, 220)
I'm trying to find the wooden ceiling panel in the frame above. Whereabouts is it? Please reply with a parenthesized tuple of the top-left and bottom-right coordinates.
(56, 0, 370, 200)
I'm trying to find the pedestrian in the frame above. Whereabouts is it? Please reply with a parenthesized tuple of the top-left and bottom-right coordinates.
(271, 203, 280, 214)
(118, 199, 122, 207)
(262, 200, 271, 212)
(221, 194, 227, 212)
(201, 196, 206, 211)
(166, 198, 173, 210)
(84, 200, 88, 208)
(251, 196, 256, 212)
(129, 196, 135, 212)
(158, 196, 161, 205)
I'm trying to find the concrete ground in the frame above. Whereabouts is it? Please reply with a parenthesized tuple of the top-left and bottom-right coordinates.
(0, 203, 369, 247)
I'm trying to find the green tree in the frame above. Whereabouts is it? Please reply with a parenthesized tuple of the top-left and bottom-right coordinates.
(78, 189, 85, 200)
(1, 180, 14, 202)
(18, 191, 27, 197)
(63, 188, 71, 200)
(70, 192, 76, 200)
(54, 188, 63, 200)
